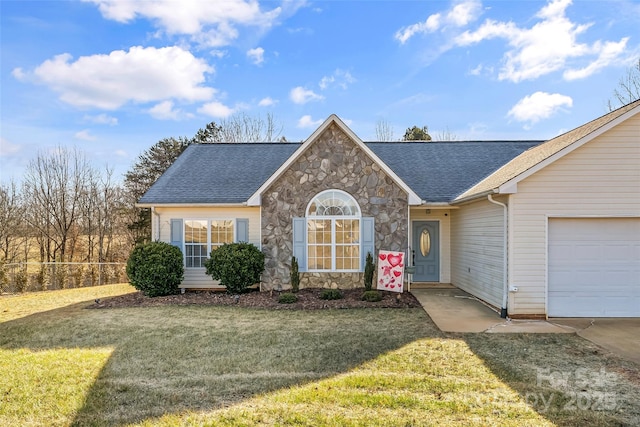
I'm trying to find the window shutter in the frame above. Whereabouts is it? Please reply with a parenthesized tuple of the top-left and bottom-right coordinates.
(170, 219, 183, 248)
(237, 218, 249, 243)
(292, 217, 307, 272)
(361, 217, 375, 271)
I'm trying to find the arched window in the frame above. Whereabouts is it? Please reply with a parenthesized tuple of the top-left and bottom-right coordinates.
(306, 190, 361, 271)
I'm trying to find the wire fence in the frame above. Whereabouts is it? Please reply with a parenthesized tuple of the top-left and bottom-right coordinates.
(0, 262, 127, 294)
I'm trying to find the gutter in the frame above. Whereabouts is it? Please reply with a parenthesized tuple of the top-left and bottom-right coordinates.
(136, 202, 249, 208)
(151, 207, 160, 241)
(451, 189, 496, 206)
(487, 194, 508, 318)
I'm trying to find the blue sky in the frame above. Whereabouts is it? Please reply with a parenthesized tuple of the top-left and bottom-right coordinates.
(2, 0, 639, 183)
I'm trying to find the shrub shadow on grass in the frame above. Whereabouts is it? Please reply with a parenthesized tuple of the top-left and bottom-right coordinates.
(460, 332, 640, 427)
(0, 299, 440, 426)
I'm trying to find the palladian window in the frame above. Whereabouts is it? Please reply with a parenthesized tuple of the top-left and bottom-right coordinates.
(306, 190, 361, 271)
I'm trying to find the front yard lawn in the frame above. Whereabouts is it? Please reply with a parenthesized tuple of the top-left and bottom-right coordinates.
(1, 284, 638, 426)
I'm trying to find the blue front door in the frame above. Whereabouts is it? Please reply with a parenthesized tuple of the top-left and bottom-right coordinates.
(412, 221, 439, 282)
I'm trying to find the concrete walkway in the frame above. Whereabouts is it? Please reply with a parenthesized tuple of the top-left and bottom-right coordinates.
(411, 288, 640, 365)
(412, 288, 574, 333)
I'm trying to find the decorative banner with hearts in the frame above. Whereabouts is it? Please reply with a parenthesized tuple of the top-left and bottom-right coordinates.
(377, 250, 405, 293)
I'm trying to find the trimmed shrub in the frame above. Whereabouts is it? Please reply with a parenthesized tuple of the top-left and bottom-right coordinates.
(362, 290, 382, 302)
(320, 289, 343, 300)
(364, 251, 375, 291)
(204, 242, 264, 294)
(278, 292, 298, 304)
(126, 241, 184, 297)
(290, 256, 300, 293)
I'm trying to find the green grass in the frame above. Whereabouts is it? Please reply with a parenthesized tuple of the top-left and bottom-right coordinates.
(1, 285, 638, 426)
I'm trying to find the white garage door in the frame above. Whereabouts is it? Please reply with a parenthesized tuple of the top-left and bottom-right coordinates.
(548, 218, 640, 317)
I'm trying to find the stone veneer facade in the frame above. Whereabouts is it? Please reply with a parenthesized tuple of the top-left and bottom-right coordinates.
(260, 123, 409, 290)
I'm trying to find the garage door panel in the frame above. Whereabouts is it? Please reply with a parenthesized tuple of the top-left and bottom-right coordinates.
(548, 218, 640, 317)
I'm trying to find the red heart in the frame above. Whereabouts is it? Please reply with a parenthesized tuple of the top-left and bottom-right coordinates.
(388, 254, 403, 267)
(393, 270, 401, 277)
(390, 284, 395, 288)
(379, 254, 387, 261)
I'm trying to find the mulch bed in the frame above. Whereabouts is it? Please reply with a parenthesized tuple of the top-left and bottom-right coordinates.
(89, 288, 421, 310)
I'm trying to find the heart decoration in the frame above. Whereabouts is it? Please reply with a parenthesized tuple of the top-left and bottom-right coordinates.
(388, 254, 402, 267)
(376, 250, 405, 294)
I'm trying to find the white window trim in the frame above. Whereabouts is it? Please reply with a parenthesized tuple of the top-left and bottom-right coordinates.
(306, 190, 361, 273)
(183, 218, 236, 269)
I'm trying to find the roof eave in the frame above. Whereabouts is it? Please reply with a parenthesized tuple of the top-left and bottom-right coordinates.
(450, 189, 499, 205)
(136, 202, 249, 208)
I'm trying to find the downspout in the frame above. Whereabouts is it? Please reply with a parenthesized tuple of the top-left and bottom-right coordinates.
(151, 207, 160, 241)
(487, 194, 508, 318)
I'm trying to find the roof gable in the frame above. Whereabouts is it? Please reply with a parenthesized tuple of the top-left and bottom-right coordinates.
(455, 99, 640, 202)
(246, 114, 423, 205)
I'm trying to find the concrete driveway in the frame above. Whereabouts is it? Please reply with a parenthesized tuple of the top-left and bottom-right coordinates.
(412, 287, 640, 365)
(550, 318, 640, 365)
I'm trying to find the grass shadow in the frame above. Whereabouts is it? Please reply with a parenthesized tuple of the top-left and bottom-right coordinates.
(460, 331, 640, 426)
(1, 296, 440, 426)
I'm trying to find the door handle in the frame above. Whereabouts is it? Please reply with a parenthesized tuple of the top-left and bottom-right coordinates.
(412, 249, 415, 266)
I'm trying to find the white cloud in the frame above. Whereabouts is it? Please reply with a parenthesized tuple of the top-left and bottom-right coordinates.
(0, 138, 21, 156)
(289, 86, 324, 104)
(148, 100, 183, 120)
(395, 0, 481, 44)
(84, 113, 118, 125)
(247, 47, 265, 65)
(115, 149, 128, 158)
(455, 0, 628, 82)
(15, 46, 214, 110)
(258, 97, 277, 107)
(297, 115, 323, 128)
(319, 69, 356, 90)
(198, 101, 235, 118)
(508, 91, 573, 126)
(75, 129, 97, 141)
(563, 38, 629, 80)
(84, 0, 283, 48)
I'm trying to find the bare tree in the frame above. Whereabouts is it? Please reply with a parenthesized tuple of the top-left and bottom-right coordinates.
(0, 180, 25, 262)
(23, 146, 93, 262)
(375, 119, 395, 141)
(435, 127, 458, 141)
(218, 112, 283, 142)
(609, 58, 640, 110)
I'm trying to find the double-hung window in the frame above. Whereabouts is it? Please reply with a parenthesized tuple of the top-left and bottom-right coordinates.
(306, 190, 361, 272)
(184, 219, 234, 267)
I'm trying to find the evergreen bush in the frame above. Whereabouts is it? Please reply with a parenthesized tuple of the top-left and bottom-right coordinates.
(361, 290, 382, 302)
(290, 256, 300, 293)
(204, 242, 264, 294)
(364, 251, 375, 291)
(126, 241, 184, 297)
(278, 292, 298, 304)
(320, 289, 343, 300)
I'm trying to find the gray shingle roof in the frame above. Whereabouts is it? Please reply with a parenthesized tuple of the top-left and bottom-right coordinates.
(138, 143, 299, 204)
(139, 140, 542, 205)
(367, 141, 541, 202)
